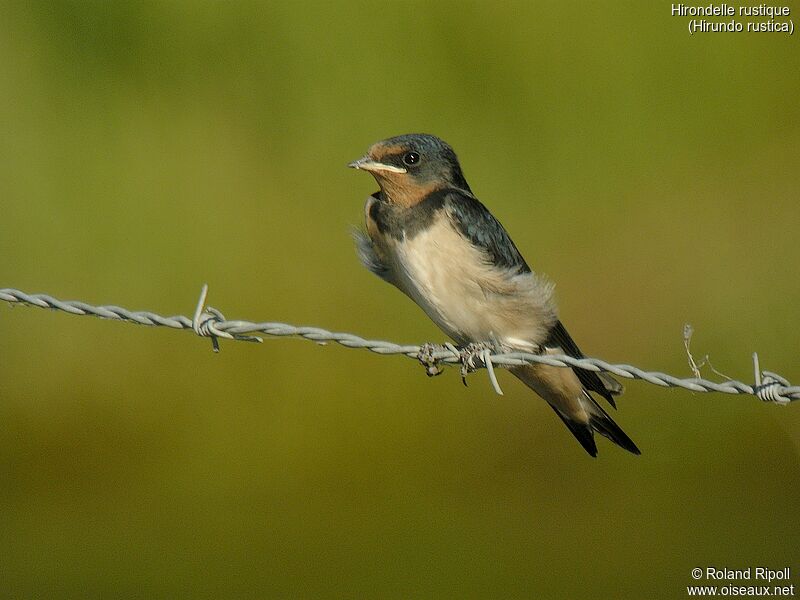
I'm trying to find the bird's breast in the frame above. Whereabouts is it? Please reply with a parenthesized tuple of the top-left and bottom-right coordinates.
(383, 217, 557, 349)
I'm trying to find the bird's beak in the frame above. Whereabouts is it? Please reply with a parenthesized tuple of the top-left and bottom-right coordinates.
(347, 156, 407, 174)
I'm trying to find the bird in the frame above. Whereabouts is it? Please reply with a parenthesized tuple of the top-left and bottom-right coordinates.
(348, 134, 639, 457)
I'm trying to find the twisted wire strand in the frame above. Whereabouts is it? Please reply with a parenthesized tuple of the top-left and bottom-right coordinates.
(1, 286, 797, 404)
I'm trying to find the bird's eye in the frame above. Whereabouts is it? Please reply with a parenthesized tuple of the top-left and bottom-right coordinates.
(402, 151, 420, 166)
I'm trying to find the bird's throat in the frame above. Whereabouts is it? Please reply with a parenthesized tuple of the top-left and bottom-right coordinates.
(375, 177, 444, 209)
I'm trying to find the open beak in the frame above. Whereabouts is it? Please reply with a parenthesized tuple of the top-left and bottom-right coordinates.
(347, 156, 407, 174)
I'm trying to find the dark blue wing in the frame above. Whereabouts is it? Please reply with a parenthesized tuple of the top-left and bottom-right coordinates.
(445, 190, 531, 274)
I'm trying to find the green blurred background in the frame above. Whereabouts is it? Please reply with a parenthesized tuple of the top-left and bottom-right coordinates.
(1, 1, 798, 598)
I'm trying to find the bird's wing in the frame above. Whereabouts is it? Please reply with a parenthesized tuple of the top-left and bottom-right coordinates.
(446, 190, 621, 407)
(444, 190, 532, 275)
(543, 320, 622, 408)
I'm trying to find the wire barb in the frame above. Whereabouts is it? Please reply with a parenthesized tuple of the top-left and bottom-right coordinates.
(752, 353, 793, 405)
(1, 286, 798, 403)
(191, 284, 263, 352)
(481, 348, 504, 396)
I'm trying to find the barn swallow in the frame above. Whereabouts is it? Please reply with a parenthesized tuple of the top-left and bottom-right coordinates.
(348, 134, 639, 457)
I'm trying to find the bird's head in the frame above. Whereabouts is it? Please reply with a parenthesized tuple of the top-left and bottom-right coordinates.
(348, 134, 470, 206)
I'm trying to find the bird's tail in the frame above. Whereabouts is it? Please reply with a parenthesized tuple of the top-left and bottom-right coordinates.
(511, 364, 640, 457)
(548, 397, 640, 457)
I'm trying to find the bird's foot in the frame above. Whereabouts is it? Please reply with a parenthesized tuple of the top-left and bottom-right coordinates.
(417, 343, 445, 377)
(417, 341, 503, 395)
(457, 342, 495, 386)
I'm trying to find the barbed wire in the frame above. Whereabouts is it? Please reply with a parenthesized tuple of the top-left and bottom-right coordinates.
(1, 285, 797, 405)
